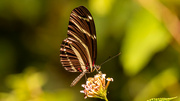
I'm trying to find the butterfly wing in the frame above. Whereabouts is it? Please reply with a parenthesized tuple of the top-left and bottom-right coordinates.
(60, 6, 97, 73)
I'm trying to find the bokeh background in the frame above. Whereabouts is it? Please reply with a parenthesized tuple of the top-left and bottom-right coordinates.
(0, 0, 180, 101)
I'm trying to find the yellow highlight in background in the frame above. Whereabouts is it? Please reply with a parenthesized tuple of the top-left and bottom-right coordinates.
(88, 0, 115, 16)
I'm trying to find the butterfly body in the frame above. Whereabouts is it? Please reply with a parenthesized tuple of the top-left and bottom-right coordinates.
(60, 6, 100, 86)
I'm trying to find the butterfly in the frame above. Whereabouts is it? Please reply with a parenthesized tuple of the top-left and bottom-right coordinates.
(60, 6, 100, 86)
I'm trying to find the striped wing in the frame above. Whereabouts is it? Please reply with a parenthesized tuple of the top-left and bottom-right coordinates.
(60, 6, 97, 73)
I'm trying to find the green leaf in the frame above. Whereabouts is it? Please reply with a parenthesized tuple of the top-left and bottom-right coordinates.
(134, 68, 178, 101)
(147, 97, 177, 101)
(121, 8, 171, 76)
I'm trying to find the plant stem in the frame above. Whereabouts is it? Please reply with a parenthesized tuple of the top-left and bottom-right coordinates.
(104, 97, 108, 101)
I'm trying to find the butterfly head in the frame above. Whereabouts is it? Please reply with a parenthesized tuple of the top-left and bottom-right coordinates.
(93, 65, 101, 72)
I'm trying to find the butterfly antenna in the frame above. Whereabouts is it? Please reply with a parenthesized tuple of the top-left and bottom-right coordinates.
(100, 52, 121, 66)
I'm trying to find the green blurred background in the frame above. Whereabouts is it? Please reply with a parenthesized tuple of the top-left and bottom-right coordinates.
(0, 0, 180, 101)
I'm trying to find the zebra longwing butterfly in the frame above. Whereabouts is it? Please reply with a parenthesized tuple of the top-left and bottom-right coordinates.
(60, 6, 100, 86)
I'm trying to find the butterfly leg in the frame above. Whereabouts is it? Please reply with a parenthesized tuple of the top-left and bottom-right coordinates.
(71, 72, 86, 87)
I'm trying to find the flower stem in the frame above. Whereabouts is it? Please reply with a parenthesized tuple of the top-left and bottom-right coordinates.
(104, 97, 108, 101)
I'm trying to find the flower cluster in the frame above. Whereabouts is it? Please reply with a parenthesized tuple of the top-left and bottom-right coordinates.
(80, 71, 113, 101)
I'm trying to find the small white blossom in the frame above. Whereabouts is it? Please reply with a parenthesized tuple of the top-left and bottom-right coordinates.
(80, 71, 113, 101)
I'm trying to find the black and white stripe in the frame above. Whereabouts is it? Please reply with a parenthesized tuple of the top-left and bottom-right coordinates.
(60, 6, 100, 86)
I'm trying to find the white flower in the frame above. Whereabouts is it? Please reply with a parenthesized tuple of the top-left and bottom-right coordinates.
(80, 71, 113, 101)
